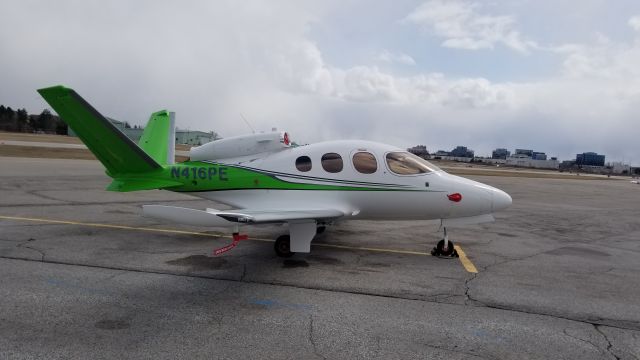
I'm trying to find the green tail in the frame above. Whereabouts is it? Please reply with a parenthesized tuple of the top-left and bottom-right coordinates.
(38, 85, 181, 192)
(139, 110, 175, 165)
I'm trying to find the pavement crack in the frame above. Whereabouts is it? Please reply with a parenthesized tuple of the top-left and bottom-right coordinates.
(240, 264, 247, 282)
(562, 328, 607, 358)
(26, 190, 71, 204)
(594, 325, 621, 360)
(421, 342, 491, 359)
(464, 272, 482, 306)
(2, 254, 640, 333)
(16, 239, 45, 261)
(308, 314, 326, 360)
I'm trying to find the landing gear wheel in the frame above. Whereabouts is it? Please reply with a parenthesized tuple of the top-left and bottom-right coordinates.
(316, 226, 326, 234)
(431, 239, 459, 258)
(274, 235, 294, 258)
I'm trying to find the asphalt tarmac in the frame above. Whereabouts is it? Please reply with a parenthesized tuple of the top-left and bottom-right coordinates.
(1, 156, 639, 359)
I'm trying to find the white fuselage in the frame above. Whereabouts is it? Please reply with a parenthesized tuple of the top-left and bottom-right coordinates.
(188, 140, 512, 221)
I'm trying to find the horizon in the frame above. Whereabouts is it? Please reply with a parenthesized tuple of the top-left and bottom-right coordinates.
(0, 101, 635, 166)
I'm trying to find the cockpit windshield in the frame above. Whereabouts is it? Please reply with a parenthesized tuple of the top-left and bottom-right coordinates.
(385, 151, 441, 175)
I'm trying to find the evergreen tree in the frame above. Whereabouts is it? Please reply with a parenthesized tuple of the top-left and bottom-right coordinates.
(55, 118, 68, 135)
(16, 108, 28, 131)
(37, 109, 53, 131)
(0, 105, 6, 127)
(0, 106, 16, 130)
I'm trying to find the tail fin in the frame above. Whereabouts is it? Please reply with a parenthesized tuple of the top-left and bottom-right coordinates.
(139, 110, 176, 165)
(37, 85, 161, 176)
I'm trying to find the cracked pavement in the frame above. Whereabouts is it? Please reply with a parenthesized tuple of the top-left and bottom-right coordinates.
(1, 156, 639, 359)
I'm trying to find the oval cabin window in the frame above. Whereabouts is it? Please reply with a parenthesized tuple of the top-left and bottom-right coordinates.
(295, 156, 312, 172)
(385, 151, 440, 175)
(321, 153, 343, 173)
(352, 152, 377, 174)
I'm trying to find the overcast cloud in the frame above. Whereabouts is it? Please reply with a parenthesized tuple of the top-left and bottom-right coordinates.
(0, 0, 639, 164)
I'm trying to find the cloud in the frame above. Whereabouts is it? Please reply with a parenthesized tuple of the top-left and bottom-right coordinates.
(376, 50, 416, 65)
(0, 1, 638, 164)
(340, 66, 403, 102)
(629, 15, 640, 31)
(270, 40, 335, 96)
(404, 0, 537, 54)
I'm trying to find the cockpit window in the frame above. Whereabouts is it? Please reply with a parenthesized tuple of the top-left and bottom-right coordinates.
(295, 156, 312, 172)
(352, 152, 377, 174)
(385, 152, 440, 175)
(321, 153, 343, 173)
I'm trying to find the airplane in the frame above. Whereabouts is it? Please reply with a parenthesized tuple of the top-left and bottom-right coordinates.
(38, 85, 512, 258)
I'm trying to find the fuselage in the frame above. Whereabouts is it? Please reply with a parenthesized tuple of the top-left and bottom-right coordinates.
(175, 140, 512, 221)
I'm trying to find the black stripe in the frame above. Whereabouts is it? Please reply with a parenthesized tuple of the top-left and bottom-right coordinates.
(207, 162, 413, 188)
(173, 187, 439, 193)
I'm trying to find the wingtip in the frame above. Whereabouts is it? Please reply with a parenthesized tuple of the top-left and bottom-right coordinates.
(37, 85, 71, 97)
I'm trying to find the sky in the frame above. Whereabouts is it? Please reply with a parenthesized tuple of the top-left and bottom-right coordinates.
(1, 0, 639, 164)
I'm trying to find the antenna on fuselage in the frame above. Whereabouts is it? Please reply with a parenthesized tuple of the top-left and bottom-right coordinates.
(239, 113, 255, 134)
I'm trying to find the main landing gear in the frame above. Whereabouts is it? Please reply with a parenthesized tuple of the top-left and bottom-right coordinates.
(431, 227, 459, 258)
(274, 223, 327, 258)
(274, 235, 294, 258)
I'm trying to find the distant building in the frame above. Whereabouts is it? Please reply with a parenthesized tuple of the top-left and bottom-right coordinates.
(515, 149, 533, 157)
(407, 145, 430, 158)
(560, 160, 576, 169)
(175, 129, 219, 146)
(532, 152, 547, 160)
(450, 146, 474, 158)
(492, 148, 510, 159)
(607, 162, 631, 175)
(505, 156, 559, 169)
(68, 118, 219, 145)
(576, 152, 605, 167)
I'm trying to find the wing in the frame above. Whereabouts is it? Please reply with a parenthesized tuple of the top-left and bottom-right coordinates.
(142, 205, 346, 227)
(213, 209, 346, 224)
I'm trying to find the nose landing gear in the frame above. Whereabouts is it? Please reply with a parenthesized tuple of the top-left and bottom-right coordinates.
(431, 227, 459, 258)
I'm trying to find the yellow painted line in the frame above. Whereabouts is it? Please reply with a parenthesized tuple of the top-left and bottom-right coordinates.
(454, 245, 478, 273)
(0, 215, 436, 257)
(0, 215, 268, 241)
(313, 242, 430, 256)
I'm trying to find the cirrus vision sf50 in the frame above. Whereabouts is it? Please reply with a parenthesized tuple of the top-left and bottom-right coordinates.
(38, 86, 512, 258)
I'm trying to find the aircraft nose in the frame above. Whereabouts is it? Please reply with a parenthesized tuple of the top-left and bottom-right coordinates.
(492, 188, 512, 212)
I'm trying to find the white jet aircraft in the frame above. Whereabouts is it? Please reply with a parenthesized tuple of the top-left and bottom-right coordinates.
(38, 85, 512, 258)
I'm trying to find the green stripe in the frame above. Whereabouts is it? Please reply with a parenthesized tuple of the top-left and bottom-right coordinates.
(156, 161, 438, 193)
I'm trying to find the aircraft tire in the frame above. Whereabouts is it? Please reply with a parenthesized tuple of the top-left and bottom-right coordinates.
(274, 235, 294, 258)
(434, 239, 458, 257)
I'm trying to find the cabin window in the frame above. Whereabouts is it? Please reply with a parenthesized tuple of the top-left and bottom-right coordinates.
(352, 152, 377, 174)
(321, 153, 343, 173)
(385, 151, 439, 175)
(295, 156, 312, 172)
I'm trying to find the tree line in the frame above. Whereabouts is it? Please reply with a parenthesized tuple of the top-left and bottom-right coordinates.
(0, 105, 67, 134)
